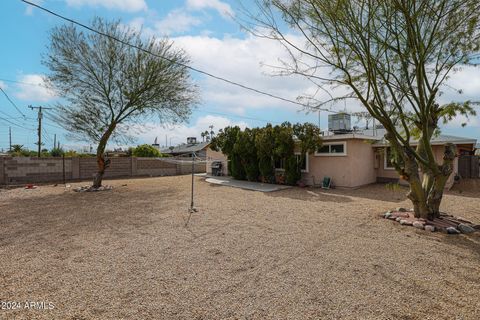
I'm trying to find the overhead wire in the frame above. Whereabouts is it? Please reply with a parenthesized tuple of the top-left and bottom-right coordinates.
(0, 86, 27, 118)
(20, 0, 346, 116)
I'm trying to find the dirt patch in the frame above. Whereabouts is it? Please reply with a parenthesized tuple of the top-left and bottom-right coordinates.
(0, 176, 479, 319)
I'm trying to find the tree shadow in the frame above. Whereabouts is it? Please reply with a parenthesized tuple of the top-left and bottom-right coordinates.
(265, 184, 407, 204)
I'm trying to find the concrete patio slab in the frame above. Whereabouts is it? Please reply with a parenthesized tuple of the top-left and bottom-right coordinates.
(205, 176, 291, 192)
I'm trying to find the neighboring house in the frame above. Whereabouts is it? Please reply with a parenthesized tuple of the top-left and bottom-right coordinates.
(206, 118, 477, 189)
(476, 143, 480, 156)
(160, 137, 210, 158)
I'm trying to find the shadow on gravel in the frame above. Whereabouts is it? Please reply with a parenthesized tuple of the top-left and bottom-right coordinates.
(265, 187, 354, 203)
(265, 184, 409, 204)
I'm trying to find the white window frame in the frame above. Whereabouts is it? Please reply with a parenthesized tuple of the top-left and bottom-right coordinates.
(314, 141, 347, 157)
(384, 147, 396, 170)
(274, 158, 285, 172)
(274, 154, 309, 173)
(295, 152, 309, 173)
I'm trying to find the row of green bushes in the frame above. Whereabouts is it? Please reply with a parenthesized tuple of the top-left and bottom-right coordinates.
(210, 122, 322, 185)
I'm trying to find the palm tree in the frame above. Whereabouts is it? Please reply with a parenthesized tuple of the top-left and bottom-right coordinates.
(201, 131, 206, 142)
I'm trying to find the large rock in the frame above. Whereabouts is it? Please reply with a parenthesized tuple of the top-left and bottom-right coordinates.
(457, 224, 475, 234)
(384, 212, 392, 219)
(446, 227, 460, 235)
(412, 221, 425, 229)
(425, 225, 435, 232)
(400, 220, 413, 226)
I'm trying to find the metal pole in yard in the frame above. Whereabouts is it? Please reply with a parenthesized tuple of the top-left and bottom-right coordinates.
(190, 152, 195, 210)
(185, 152, 197, 227)
(62, 153, 66, 185)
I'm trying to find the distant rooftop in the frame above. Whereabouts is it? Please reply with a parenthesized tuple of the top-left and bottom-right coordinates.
(160, 141, 210, 155)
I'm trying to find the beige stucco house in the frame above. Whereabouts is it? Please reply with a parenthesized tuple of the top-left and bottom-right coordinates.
(206, 131, 477, 190)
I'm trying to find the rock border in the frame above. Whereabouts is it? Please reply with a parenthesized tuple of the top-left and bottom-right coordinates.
(383, 208, 479, 234)
(74, 185, 113, 192)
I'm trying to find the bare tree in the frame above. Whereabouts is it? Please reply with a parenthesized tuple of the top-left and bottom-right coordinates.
(245, 0, 479, 219)
(44, 18, 198, 188)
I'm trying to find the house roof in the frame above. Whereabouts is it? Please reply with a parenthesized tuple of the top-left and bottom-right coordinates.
(372, 134, 477, 147)
(322, 133, 380, 141)
(161, 142, 210, 155)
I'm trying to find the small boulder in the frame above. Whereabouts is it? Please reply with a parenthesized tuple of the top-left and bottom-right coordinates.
(457, 224, 475, 234)
(384, 212, 392, 219)
(446, 227, 460, 235)
(425, 225, 435, 232)
(396, 207, 407, 212)
(412, 221, 424, 229)
(400, 220, 413, 226)
(396, 217, 402, 222)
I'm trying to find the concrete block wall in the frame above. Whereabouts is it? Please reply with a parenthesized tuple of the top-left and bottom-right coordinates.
(1, 157, 72, 184)
(176, 162, 207, 175)
(0, 157, 205, 185)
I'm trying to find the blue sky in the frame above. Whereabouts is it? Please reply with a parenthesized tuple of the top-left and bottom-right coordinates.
(0, 0, 479, 151)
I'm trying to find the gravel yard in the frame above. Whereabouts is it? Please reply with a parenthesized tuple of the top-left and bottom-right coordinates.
(1, 176, 479, 319)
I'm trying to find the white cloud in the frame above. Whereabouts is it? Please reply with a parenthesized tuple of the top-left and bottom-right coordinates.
(170, 33, 331, 113)
(445, 115, 479, 128)
(186, 0, 234, 18)
(439, 65, 480, 104)
(0, 80, 7, 90)
(135, 115, 247, 148)
(15, 74, 56, 102)
(128, 0, 233, 36)
(154, 9, 202, 35)
(24, 0, 43, 15)
(65, 0, 147, 12)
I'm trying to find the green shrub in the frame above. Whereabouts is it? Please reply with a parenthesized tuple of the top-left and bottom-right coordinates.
(258, 156, 275, 183)
(285, 155, 301, 185)
(230, 155, 246, 180)
(132, 144, 162, 157)
(50, 147, 65, 157)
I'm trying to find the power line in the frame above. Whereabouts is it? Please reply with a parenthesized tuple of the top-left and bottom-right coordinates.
(20, 0, 343, 115)
(203, 109, 283, 124)
(0, 115, 35, 131)
(0, 86, 27, 118)
(0, 77, 316, 127)
(0, 78, 49, 88)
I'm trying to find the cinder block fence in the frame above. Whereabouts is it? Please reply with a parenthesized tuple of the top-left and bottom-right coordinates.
(0, 157, 205, 185)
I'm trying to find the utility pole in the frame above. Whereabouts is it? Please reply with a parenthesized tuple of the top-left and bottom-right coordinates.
(29, 105, 52, 157)
(53, 134, 56, 150)
(9, 127, 12, 152)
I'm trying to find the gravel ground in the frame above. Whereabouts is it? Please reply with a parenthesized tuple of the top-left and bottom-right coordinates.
(1, 176, 479, 320)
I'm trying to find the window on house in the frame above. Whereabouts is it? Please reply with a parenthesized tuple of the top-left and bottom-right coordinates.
(331, 144, 345, 154)
(385, 147, 403, 169)
(316, 142, 347, 155)
(385, 147, 394, 169)
(295, 153, 308, 172)
(317, 145, 330, 154)
(274, 158, 285, 170)
(275, 154, 308, 172)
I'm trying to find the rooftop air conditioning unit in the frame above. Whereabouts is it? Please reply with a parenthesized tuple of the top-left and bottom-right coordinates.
(328, 113, 351, 133)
